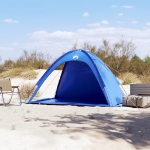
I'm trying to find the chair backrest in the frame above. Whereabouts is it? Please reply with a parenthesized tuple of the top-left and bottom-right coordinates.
(0, 79, 12, 91)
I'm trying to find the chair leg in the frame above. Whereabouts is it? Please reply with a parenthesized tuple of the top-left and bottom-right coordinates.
(0, 88, 5, 106)
(2, 92, 13, 106)
(1, 93, 6, 106)
(0, 87, 12, 106)
(17, 87, 22, 105)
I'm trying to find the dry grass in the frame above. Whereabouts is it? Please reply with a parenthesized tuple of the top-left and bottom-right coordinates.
(140, 74, 150, 83)
(0, 68, 37, 79)
(118, 72, 140, 85)
(13, 50, 51, 69)
(0, 68, 24, 78)
(20, 69, 37, 79)
(20, 83, 40, 99)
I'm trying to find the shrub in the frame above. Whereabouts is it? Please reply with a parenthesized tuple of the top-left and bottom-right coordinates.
(0, 56, 5, 73)
(144, 55, 150, 63)
(0, 65, 5, 73)
(118, 72, 140, 85)
(0, 68, 24, 78)
(13, 50, 51, 69)
(0, 68, 37, 79)
(3, 59, 14, 70)
(20, 69, 37, 79)
(72, 37, 135, 76)
(140, 73, 150, 83)
(55, 63, 65, 70)
(20, 83, 40, 99)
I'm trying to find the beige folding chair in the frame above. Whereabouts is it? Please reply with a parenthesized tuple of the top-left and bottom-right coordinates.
(0, 78, 22, 105)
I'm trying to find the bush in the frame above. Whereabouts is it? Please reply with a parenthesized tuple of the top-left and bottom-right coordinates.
(129, 58, 150, 76)
(3, 59, 14, 70)
(13, 50, 51, 69)
(118, 72, 140, 85)
(20, 83, 40, 99)
(0, 68, 37, 79)
(0, 65, 5, 73)
(140, 74, 150, 84)
(19, 69, 37, 79)
(55, 63, 65, 70)
(72, 37, 135, 76)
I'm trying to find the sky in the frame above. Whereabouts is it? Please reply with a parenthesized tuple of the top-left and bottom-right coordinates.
(0, 0, 150, 62)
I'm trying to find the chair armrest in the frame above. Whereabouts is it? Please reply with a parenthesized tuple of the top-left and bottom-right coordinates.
(12, 86, 19, 88)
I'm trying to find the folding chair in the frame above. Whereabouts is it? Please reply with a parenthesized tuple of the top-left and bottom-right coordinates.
(0, 78, 22, 105)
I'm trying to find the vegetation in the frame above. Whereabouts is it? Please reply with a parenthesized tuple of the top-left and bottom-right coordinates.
(72, 37, 150, 84)
(20, 83, 40, 99)
(1, 38, 150, 84)
(0, 68, 37, 79)
(118, 72, 140, 85)
(0, 50, 51, 79)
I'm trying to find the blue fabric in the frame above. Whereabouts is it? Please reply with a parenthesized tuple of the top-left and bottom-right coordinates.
(55, 61, 107, 104)
(29, 98, 109, 106)
(28, 50, 124, 106)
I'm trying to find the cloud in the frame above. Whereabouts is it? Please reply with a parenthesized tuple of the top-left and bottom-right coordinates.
(116, 21, 125, 24)
(25, 27, 150, 59)
(118, 13, 123, 17)
(146, 22, 150, 26)
(87, 23, 101, 27)
(0, 46, 14, 51)
(111, 5, 117, 8)
(131, 21, 138, 24)
(87, 21, 109, 27)
(30, 30, 75, 40)
(101, 20, 109, 24)
(82, 12, 89, 17)
(4, 18, 19, 23)
(11, 42, 19, 46)
(123, 5, 134, 9)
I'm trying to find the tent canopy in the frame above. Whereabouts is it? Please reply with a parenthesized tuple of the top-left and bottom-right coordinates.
(28, 50, 124, 106)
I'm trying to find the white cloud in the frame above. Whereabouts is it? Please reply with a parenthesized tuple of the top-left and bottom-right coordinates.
(116, 21, 125, 24)
(87, 23, 101, 27)
(131, 21, 138, 24)
(25, 27, 150, 59)
(11, 42, 19, 46)
(3, 18, 19, 23)
(146, 22, 150, 26)
(82, 12, 89, 17)
(0, 46, 14, 51)
(118, 13, 123, 17)
(111, 5, 117, 8)
(123, 5, 134, 9)
(101, 20, 109, 24)
(30, 30, 75, 40)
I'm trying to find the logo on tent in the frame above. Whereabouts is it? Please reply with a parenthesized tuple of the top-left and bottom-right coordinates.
(73, 55, 79, 60)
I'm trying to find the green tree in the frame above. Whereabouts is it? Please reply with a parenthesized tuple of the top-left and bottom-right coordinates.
(144, 55, 150, 63)
(131, 54, 142, 61)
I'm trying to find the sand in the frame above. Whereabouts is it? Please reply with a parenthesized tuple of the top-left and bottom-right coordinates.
(0, 70, 150, 150)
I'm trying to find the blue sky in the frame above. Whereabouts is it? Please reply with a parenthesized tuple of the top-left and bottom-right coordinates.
(0, 0, 150, 61)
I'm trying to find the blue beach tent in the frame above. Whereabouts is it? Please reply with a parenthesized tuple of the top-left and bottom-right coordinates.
(28, 50, 124, 106)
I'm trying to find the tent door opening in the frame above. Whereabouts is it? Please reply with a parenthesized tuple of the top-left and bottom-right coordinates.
(55, 61, 108, 105)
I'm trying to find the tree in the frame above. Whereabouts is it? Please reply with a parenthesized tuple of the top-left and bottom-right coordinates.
(144, 55, 150, 63)
(72, 37, 136, 75)
(131, 54, 142, 61)
(99, 38, 135, 75)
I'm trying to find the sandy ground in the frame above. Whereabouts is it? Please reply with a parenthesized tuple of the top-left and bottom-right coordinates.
(0, 70, 150, 150)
